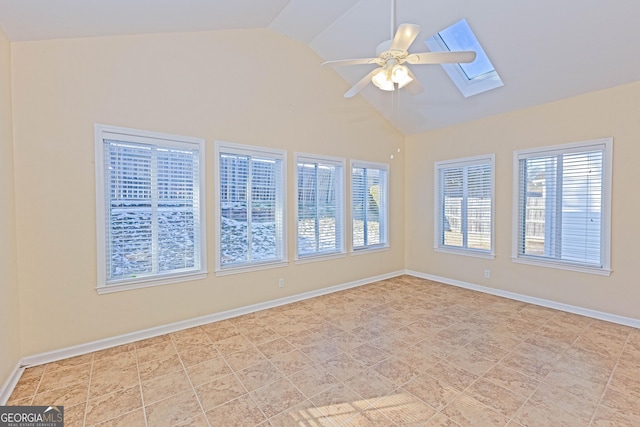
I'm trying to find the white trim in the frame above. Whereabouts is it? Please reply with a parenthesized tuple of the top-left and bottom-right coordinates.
(94, 123, 207, 292)
(351, 245, 390, 256)
(96, 271, 207, 294)
(434, 154, 495, 256)
(511, 256, 611, 277)
(350, 159, 390, 250)
(434, 247, 495, 260)
(295, 252, 347, 265)
(214, 261, 289, 277)
(19, 271, 403, 368)
(406, 270, 640, 328)
(294, 152, 347, 261)
(214, 140, 288, 274)
(424, 19, 503, 98)
(514, 138, 609, 159)
(511, 137, 613, 274)
(0, 363, 23, 405)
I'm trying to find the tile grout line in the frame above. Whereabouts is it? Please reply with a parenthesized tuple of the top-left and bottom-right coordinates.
(586, 329, 632, 426)
(504, 315, 598, 426)
(171, 331, 213, 427)
(226, 334, 273, 424)
(82, 354, 95, 427)
(440, 307, 580, 425)
(240, 328, 322, 424)
(133, 344, 149, 427)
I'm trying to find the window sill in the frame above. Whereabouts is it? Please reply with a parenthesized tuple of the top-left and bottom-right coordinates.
(215, 260, 289, 276)
(295, 252, 347, 264)
(434, 247, 495, 260)
(97, 271, 208, 294)
(351, 245, 390, 256)
(511, 256, 611, 276)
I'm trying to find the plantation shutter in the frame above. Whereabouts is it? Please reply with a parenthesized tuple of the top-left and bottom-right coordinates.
(517, 144, 604, 267)
(105, 141, 154, 279)
(296, 156, 344, 257)
(435, 156, 493, 254)
(218, 147, 285, 268)
(103, 138, 201, 282)
(439, 167, 464, 247)
(352, 162, 388, 250)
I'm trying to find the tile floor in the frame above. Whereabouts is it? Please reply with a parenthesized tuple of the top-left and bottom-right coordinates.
(6, 275, 640, 426)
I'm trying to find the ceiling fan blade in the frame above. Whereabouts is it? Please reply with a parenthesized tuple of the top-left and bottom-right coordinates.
(344, 68, 380, 98)
(322, 58, 383, 67)
(404, 68, 424, 95)
(406, 51, 476, 65)
(389, 23, 420, 52)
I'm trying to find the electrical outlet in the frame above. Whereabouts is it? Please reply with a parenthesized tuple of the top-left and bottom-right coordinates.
(484, 269, 491, 279)
(278, 278, 285, 288)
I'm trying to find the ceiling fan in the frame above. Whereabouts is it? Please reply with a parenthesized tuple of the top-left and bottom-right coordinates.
(322, 2, 476, 98)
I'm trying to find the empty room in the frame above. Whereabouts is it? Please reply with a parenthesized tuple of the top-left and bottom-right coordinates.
(1, 1, 639, 426)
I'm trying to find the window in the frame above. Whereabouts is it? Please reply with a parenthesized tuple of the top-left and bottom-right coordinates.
(513, 138, 612, 275)
(95, 124, 206, 293)
(295, 154, 345, 260)
(351, 161, 389, 251)
(434, 155, 494, 257)
(425, 19, 503, 97)
(215, 141, 286, 273)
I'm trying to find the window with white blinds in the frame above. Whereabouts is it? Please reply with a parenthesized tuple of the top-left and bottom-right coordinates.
(295, 154, 345, 259)
(94, 124, 206, 293)
(513, 138, 612, 275)
(351, 161, 389, 251)
(434, 155, 494, 257)
(215, 141, 286, 273)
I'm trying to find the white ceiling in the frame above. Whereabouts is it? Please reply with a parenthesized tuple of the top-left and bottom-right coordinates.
(1, 0, 639, 135)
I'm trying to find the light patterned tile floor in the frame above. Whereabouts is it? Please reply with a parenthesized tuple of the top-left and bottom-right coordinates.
(7, 275, 640, 426)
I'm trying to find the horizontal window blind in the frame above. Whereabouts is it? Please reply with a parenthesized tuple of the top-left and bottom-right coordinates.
(217, 143, 285, 270)
(352, 162, 388, 250)
(100, 132, 203, 286)
(435, 156, 493, 254)
(517, 145, 604, 267)
(296, 156, 344, 258)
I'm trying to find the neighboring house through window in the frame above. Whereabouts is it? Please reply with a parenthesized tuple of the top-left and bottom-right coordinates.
(295, 153, 345, 260)
(215, 141, 287, 274)
(94, 124, 207, 293)
(434, 154, 495, 258)
(351, 160, 389, 251)
(513, 138, 612, 275)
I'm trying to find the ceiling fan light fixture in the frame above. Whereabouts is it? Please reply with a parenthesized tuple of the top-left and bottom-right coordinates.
(372, 68, 395, 91)
(391, 64, 413, 88)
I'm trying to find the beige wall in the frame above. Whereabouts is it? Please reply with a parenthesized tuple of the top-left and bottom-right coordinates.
(7, 25, 639, 364)
(11, 29, 405, 356)
(0, 28, 20, 383)
(406, 81, 640, 319)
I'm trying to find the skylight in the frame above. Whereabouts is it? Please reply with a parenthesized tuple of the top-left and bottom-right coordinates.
(425, 19, 503, 97)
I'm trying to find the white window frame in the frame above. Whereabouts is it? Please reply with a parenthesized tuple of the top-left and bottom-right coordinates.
(94, 124, 207, 294)
(350, 160, 389, 253)
(214, 141, 287, 275)
(511, 137, 613, 276)
(434, 154, 495, 259)
(295, 153, 346, 263)
(425, 19, 503, 98)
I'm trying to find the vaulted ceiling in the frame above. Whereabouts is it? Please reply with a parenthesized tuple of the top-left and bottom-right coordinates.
(1, 0, 639, 135)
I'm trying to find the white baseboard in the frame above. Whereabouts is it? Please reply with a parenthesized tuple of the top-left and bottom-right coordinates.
(406, 270, 640, 328)
(0, 363, 24, 405)
(20, 270, 404, 368)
